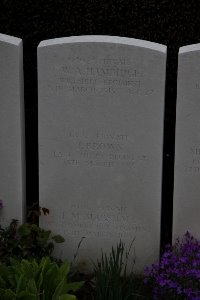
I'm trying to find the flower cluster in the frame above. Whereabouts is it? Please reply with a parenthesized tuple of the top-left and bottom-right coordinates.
(144, 232, 200, 300)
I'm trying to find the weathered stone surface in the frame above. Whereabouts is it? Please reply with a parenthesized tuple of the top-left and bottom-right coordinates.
(38, 36, 166, 272)
(0, 33, 25, 226)
(173, 44, 200, 241)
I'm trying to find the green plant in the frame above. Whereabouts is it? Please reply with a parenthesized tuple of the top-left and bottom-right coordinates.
(0, 256, 84, 299)
(93, 240, 147, 300)
(0, 219, 64, 264)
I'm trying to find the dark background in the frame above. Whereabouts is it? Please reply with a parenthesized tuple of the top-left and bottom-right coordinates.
(1, 0, 200, 249)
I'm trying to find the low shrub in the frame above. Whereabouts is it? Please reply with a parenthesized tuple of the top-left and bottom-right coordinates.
(0, 219, 64, 264)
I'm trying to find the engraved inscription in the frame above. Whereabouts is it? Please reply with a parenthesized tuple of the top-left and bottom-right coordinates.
(45, 204, 148, 239)
(185, 147, 200, 174)
(54, 56, 141, 95)
(53, 129, 147, 169)
(195, 82, 200, 89)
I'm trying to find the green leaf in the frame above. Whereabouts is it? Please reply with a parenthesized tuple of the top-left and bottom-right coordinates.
(52, 235, 65, 243)
(36, 271, 43, 292)
(17, 290, 38, 300)
(42, 264, 59, 299)
(26, 279, 38, 295)
(36, 237, 49, 245)
(30, 224, 40, 232)
(65, 281, 84, 293)
(18, 224, 31, 236)
(58, 295, 77, 300)
(41, 230, 51, 240)
(52, 279, 66, 300)
(20, 259, 34, 279)
(0, 275, 7, 289)
(58, 261, 71, 279)
(16, 274, 26, 295)
(0, 288, 16, 300)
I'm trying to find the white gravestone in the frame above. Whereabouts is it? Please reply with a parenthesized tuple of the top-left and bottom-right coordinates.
(38, 36, 166, 272)
(0, 33, 25, 226)
(173, 44, 200, 241)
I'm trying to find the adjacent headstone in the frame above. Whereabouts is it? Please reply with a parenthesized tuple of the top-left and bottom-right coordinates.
(173, 44, 200, 241)
(38, 36, 166, 272)
(0, 33, 25, 226)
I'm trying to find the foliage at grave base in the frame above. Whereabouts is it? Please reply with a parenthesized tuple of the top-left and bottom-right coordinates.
(0, 219, 64, 265)
(0, 256, 84, 300)
(93, 240, 148, 300)
(144, 232, 200, 300)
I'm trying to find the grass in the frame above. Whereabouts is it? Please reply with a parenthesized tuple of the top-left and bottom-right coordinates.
(74, 240, 152, 300)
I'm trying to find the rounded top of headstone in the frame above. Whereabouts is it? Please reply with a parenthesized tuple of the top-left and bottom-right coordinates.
(38, 35, 166, 53)
(179, 43, 200, 54)
(0, 33, 22, 46)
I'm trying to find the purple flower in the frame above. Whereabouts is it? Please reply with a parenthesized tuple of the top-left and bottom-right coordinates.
(144, 232, 200, 299)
